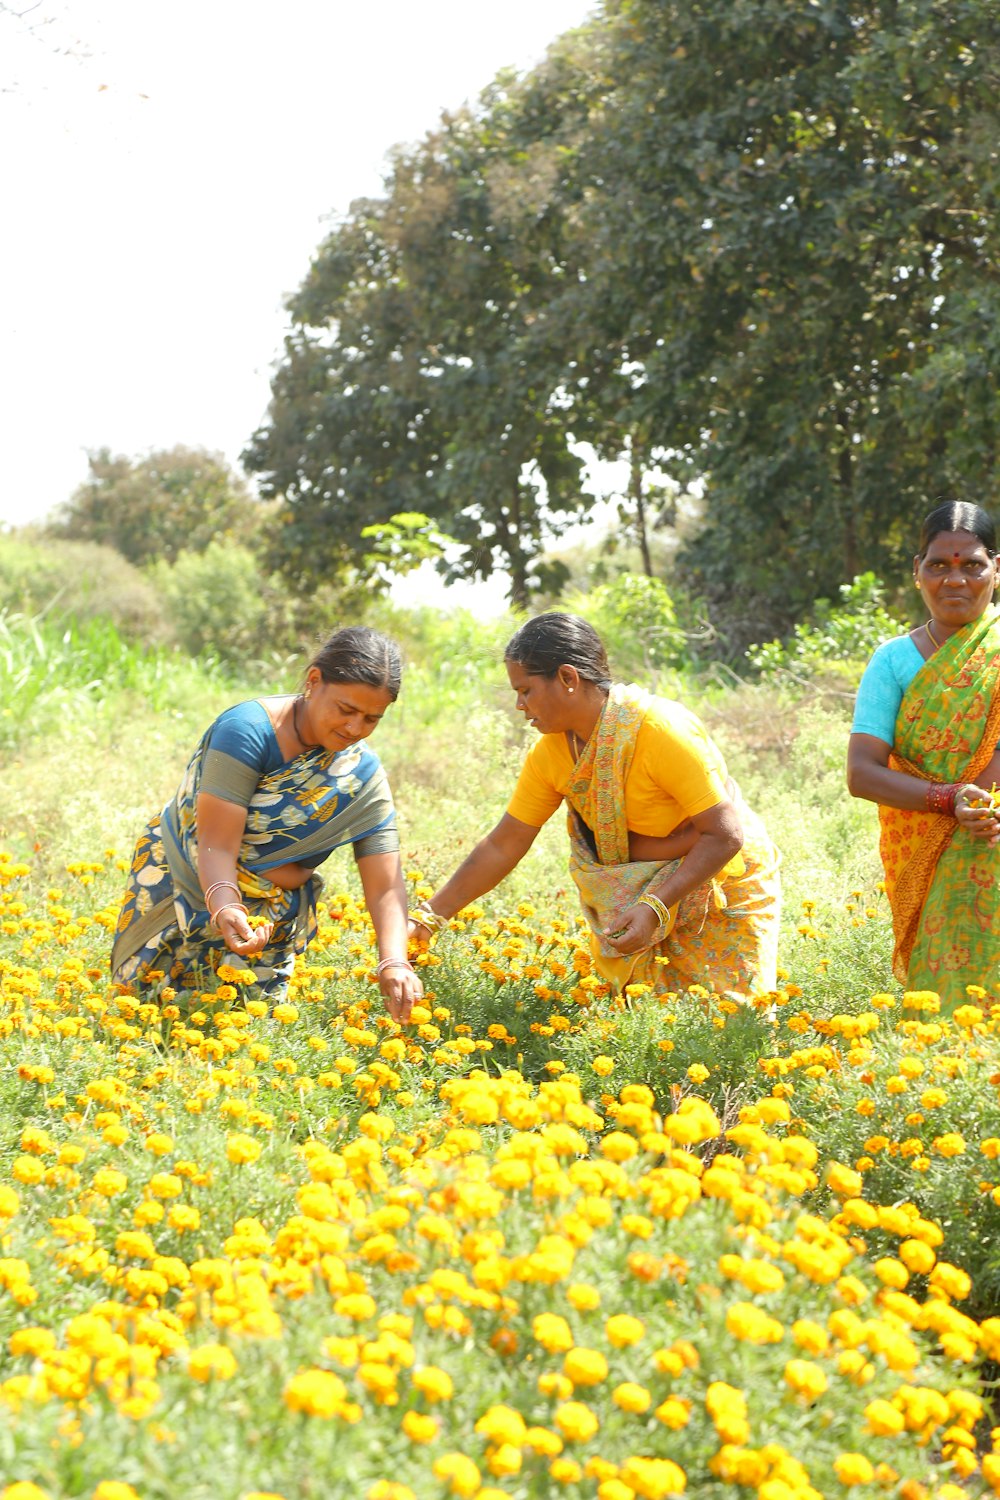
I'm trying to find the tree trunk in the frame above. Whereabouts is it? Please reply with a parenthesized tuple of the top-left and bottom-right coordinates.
(630, 439, 653, 577)
(839, 441, 858, 581)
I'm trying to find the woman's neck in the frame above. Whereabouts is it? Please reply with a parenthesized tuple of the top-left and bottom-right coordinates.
(568, 684, 609, 743)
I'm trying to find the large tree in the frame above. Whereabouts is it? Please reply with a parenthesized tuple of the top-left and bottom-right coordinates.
(50, 446, 257, 567)
(245, 39, 604, 608)
(569, 0, 1000, 619)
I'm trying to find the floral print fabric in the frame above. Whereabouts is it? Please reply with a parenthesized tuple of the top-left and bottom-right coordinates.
(879, 607, 1000, 1002)
(563, 684, 781, 999)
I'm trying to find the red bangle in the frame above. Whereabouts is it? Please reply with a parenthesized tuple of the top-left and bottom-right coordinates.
(925, 783, 960, 816)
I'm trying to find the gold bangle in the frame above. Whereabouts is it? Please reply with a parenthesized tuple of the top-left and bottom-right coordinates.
(639, 892, 670, 929)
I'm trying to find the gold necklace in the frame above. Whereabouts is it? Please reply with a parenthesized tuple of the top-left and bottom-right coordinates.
(925, 620, 942, 649)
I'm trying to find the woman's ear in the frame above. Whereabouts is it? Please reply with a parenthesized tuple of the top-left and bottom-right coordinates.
(558, 665, 582, 693)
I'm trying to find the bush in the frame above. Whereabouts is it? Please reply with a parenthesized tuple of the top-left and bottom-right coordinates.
(0, 532, 168, 641)
(747, 574, 904, 685)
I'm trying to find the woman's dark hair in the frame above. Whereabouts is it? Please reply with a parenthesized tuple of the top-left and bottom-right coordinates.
(504, 613, 612, 688)
(310, 626, 402, 700)
(918, 501, 997, 558)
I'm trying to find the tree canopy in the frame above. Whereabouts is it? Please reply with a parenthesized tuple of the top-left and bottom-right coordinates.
(50, 446, 257, 568)
(246, 0, 1000, 626)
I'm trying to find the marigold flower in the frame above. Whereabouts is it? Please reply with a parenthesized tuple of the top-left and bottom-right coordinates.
(431, 1454, 481, 1497)
(554, 1401, 600, 1442)
(92, 1486, 141, 1500)
(612, 1381, 651, 1413)
(563, 1347, 608, 1385)
(188, 1344, 237, 1382)
(225, 1134, 262, 1166)
(284, 1369, 348, 1418)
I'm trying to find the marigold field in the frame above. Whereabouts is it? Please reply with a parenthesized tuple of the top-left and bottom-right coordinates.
(4, 849, 1000, 1500)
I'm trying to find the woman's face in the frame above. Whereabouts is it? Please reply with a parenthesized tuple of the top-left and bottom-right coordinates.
(506, 660, 574, 734)
(914, 529, 998, 628)
(303, 672, 394, 752)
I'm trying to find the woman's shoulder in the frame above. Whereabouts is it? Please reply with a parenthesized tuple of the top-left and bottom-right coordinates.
(206, 699, 280, 768)
(637, 693, 710, 742)
(861, 634, 924, 685)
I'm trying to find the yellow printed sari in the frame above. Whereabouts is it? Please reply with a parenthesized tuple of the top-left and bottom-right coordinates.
(564, 685, 781, 999)
(879, 608, 1000, 1003)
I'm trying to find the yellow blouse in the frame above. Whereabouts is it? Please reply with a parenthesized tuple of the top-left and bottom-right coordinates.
(507, 695, 729, 835)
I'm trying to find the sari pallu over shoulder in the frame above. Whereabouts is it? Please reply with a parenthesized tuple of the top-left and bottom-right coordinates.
(878, 607, 1000, 988)
(563, 685, 720, 992)
(111, 735, 395, 987)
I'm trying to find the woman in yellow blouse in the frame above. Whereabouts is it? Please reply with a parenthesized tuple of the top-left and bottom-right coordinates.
(414, 614, 781, 999)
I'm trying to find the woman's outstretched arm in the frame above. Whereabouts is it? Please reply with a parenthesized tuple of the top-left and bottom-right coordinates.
(196, 793, 274, 956)
(357, 849, 423, 1024)
(420, 814, 540, 921)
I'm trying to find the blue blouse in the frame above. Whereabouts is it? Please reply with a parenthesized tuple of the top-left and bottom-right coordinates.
(851, 636, 925, 745)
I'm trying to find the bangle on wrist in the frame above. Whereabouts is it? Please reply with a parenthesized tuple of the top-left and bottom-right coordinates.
(204, 878, 241, 910)
(211, 901, 249, 930)
(925, 782, 960, 817)
(375, 957, 414, 977)
(410, 899, 447, 933)
(638, 891, 670, 929)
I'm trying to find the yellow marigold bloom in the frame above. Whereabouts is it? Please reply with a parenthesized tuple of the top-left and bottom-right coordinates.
(401, 1411, 438, 1444)
(725, 1302, 783, 1344)
(613, 1381, 652, 1413)
(91, 1170, 128, 1194)
(412, 1366, 453, 1402)
(563, 1347, 608, 1386)
(524, 1426, 563, 1457)
(687, 1063, 710, 1084)
(550, 1458, 583, 1484)
(188, 1344, 238, 1382)
(11, 1158, 43, 1186)
(833, 1454, 874, 1486)
(654, 1395, 692, 1429)
(619, 1457, 687, 1498)
(605, 1314, 645, 1348)
(592, 1056, 615, 1076)
(600, 1131, 638, 1163)
(533, 1313, 574, 1353)
(431, 1454, 481, 1497)
(167, 1205, 200, 1233)
(826, 1162, 863, 1198)
(92, 1486, 141, 1500)
(335, 1292, 377, 1321)
(366, 1486, 415, 1500)
(538, 1372, 574, 1400)
(554, 1401, 600, 1442)
(596, 1481, 632, 1500)
(486, 1444, 521, 1478)
(930, 1261, 972, 1301)
(791, 1319, 829, 1355)
(144, 1133, 174, 1157)
(897, 1239, 935, 1275)
(566, 1282, 601, 1311)
(225, 1134, 262, 1166)
(2, 1487, 52, 1500)
(783, 1359, 828, 1402)
(864, 1398, 905, 1436)
(0, 1185, 19, 1219)
(284, 1369, 348, 1418)
(475, 1404, 527, 1446)
(8, 1327, 55, 1359)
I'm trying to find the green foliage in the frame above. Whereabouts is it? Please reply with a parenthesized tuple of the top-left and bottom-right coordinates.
(0, 532, 168, 640)
(569, 573, 686, 681)
(247, 0, 1000, 626)
(49, 446, 259, 567)
(747, 574, 905, 683)
(147, 542, 278, 667)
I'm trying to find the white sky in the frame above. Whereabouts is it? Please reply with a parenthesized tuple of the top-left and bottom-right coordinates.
(0, 0, 598, 554)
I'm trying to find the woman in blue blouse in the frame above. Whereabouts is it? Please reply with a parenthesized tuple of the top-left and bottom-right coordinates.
(111, 626, 421, 1021)
(847, 502, 1000, 1002)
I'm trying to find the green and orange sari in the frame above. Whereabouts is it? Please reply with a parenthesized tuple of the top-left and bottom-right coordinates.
(564, 685, 781, 999)
(880, 608, 1000, 1004)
